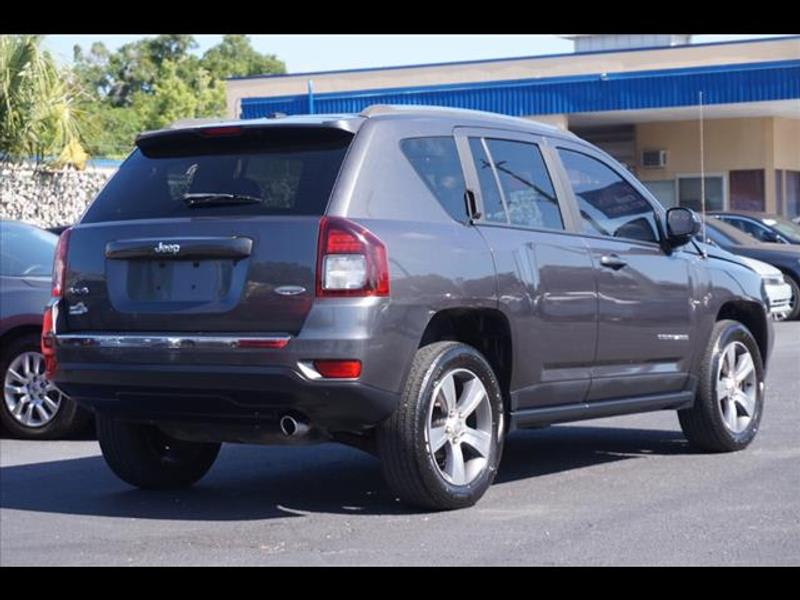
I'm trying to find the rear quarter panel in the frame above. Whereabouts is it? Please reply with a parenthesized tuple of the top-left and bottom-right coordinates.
(327, 118, 498, 394)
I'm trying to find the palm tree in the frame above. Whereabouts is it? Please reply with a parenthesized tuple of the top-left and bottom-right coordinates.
(0, 35, 87, 167)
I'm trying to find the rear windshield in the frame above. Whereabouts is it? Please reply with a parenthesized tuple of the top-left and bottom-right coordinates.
(82, 126, 353, 223)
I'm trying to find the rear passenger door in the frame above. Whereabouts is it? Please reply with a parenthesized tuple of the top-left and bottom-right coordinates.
(551, 142, 695, 401)
(455, 128, 597, 412)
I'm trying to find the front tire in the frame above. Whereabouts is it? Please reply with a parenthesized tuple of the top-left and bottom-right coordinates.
(678, 319, 765, 452)
(377, 342, 504, 510)
(775, 276, 800, 321)
(96, 415, 220, 489)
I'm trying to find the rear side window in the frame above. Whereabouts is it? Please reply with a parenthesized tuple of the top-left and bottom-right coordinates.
(400, 137, 467, 222)
(82, 127, 353, 223)
(0, 222, 56, 277)
(558, 148, 660, 243)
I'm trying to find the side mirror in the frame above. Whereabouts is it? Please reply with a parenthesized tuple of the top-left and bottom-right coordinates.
(665, 207, 701, 247)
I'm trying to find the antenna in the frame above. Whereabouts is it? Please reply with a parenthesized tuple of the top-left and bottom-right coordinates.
(699, 90, 706, 244)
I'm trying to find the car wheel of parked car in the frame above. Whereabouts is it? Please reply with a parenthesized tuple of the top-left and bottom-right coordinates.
(678, 319, 765, 452)
(377, 341, 504, 510)
(96, 415, 221, 489)
(775, 276, 800, 321)
(0, 333, 91, 439)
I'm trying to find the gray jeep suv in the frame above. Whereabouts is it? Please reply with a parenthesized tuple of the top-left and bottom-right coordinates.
(45, 105, 773, 510)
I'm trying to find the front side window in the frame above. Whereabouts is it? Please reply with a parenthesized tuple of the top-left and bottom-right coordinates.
(468, 138, 507, 224)
(558, 148, 660, 244)
(401, 137, 467, 222)
(722, 217, 775, 243)
(483, 139, 563, 231)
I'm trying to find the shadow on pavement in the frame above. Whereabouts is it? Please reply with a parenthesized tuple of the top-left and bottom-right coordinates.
(0, 425, 692, 521)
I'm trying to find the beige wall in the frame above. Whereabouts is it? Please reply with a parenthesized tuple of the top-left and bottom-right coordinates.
(226, 37, 800, 118)
(773, 117, 800, 170)
(634, 117, 800, 212)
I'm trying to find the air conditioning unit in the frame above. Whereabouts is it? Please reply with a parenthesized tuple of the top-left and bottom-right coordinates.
(641, 149, 668, 169)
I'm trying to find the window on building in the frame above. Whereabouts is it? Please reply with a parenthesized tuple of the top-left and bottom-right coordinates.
(642, 180, 676, 209)
(558, 148, 660, 243)
(786, 171, 800, 219)
(482, 139, 563, 231)
(400, 137, 467, 222)
(729, 169, 765, 212)
(677, 175, 724, 212)
(468, 138, 507, 224)
(776, 170, 785, 216)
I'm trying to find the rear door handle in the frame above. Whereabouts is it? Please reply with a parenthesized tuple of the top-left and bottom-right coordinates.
(600, 254, 627, 270)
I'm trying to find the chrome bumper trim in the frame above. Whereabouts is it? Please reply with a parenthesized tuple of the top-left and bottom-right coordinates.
(55, 334, 291, 350)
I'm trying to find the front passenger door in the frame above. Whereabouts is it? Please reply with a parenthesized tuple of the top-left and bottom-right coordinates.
(554, 145, 697, 402)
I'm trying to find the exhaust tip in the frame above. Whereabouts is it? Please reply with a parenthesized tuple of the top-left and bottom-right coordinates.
(279, 414, 309, 437)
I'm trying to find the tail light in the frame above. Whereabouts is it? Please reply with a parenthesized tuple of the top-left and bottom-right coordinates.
(44, 227, 70, 378)
(316, 217, 389, 297)
(51, 227, 71, 298)
(41, 306, 57, 378)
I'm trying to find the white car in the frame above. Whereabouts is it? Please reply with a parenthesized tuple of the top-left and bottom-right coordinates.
(740, 256, 793, 320)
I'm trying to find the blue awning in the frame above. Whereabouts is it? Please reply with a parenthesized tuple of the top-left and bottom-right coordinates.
(240, 59, 800, 119)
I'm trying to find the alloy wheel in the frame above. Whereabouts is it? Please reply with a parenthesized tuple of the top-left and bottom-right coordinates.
(425, 368, 493, 486)
(715, 341, 758, 434)
(3, 352, 64, 428)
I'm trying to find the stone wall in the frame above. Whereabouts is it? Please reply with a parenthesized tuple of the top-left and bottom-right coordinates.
(0, 163, 114, 228)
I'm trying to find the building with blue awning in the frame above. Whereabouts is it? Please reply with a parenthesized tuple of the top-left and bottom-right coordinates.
(226, 35, 800, 217)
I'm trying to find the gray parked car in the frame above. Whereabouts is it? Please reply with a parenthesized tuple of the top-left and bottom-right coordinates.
(1, 221, 90, 438)
(47, 106, 773, 509)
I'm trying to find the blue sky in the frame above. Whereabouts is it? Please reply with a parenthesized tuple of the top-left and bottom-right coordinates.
(43, 34, 790, 74)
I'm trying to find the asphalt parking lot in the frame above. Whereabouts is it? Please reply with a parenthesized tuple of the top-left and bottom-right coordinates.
(1, 322, 798, 566)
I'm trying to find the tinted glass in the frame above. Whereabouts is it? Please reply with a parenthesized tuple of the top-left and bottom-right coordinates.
(401, 137, 467, 222)
(763, 216, 800, 243)
(484, 139, 563, 230)
(0, 222, 57, 277)
(705, 218, 758, 246)
(558, 149, 660, 243)
(468, 138, 506, 223)
(82, 127, 352, 223)
(723, 217, 775, 242)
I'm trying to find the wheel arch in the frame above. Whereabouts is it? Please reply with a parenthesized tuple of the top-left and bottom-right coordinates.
(716, 300, 770, 368)
(0, 324, 42, 361)
(418, 308, 513, 411)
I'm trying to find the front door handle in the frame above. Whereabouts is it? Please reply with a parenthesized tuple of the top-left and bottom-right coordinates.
(600, 254, 627, 270)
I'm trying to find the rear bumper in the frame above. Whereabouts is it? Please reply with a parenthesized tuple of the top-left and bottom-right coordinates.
(53, 350, 399, 435)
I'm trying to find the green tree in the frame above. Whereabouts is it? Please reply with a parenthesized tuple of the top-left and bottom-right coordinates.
(0, 35, 88, 166)
(70, 34, 287, 159)
(201, 35, 285, 81)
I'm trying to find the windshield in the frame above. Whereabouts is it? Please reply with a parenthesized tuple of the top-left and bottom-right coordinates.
(702, 218, 760, 248)
(0, 221, 57, 277)
(763, 215, 800, 243)
(82, 126, 353, 223)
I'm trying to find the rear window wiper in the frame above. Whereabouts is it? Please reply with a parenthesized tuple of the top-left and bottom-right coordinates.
(182, 192, 263, 208)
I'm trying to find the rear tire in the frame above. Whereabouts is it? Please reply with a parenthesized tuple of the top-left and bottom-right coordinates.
(0, 333, 91, 440)
(377, 342, 504, 510)
(678, 319, 765, 452)
(96, 415, 220, 489)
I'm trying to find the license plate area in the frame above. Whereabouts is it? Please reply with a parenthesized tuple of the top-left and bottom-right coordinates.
(127, 259, 233, 303)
